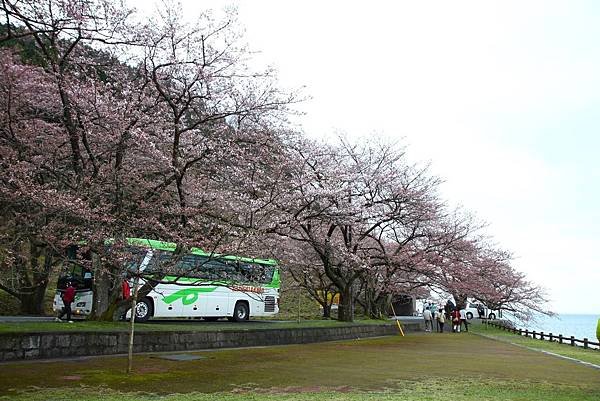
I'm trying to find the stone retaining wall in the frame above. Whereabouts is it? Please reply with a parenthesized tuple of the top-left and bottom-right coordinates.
(0, 321, 423, 362)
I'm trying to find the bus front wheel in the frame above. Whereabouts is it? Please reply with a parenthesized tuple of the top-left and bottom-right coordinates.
(232, 301, 249, 322)
(488, 313, 496, 320)
(135, 298, 153, 322)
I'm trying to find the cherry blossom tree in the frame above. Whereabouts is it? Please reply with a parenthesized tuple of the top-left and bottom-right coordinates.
(424, 222, 550, 320)
(0, 0, 298, 318)
(275, 137, 441, 321)
(275, 238, 338, 318)
(466, 247, 551, 320)
(0, 0, 153, 315)
(1, 0, 551, 329)
(135, 5, 297, 240)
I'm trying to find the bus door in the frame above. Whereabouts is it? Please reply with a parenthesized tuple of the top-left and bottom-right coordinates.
(54, 250, 94, 316)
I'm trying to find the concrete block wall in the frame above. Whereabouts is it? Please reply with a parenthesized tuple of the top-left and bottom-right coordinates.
(0, 321, 423, 362)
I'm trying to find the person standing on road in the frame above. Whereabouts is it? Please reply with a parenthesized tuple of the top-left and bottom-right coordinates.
(437, 306, 446, 332)
(451, 308, 461, 333)
(459, 308, 469, 332)
(477, 304, 485, 319)
(57, 282, 76, 322)
(423, 307, 433, 332)
(444, 300, 454, 320)
(430, 303, 438, 317)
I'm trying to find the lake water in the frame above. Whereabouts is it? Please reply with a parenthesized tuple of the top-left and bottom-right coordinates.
(514, 314, 599, 343)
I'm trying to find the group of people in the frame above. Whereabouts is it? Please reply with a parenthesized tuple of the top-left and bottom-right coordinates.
(422, 301, 469, 333)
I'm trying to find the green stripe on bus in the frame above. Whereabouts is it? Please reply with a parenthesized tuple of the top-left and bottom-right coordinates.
(126, 238, 278, 266)
(161, 276, 231, 286)
(162, 287, 217, 305)
(267, 269, 280, 288)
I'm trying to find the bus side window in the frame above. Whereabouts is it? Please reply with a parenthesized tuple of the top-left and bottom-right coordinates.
(175, 255, 197, 276)
(145, 252, 168, 273)
(217, 260, 236, 280)
(199, 259, 231, 280)
(83, 269, 93, 290)
(187, 255, 217, 280)
(238, 263, 264, 283)
(71, 264, 83, 279)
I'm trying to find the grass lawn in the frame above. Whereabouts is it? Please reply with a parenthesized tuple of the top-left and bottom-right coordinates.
(0, 319, 390, 334)
(471, 323, 600, 366)
(1, 332, 599, 400)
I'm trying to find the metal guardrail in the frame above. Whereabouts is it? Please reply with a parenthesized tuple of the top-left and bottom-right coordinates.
(484, 320, 600, 350)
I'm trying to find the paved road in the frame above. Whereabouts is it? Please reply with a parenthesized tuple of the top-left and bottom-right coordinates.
(395, 315, 485, 333)
(0, 315, 292, 324)
(0, 316, 56, 323)
(0, 315, 486, 328)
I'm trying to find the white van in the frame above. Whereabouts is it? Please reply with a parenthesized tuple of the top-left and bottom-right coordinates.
(464, 302, 498, 320)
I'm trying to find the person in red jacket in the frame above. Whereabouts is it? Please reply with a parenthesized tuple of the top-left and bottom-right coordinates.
(451, 308, 461, 333)
(57, 282, 76, 322)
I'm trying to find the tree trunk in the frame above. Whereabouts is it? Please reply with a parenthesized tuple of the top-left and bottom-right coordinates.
(322, 303, 331, 319)
(338, 286, 354, 322)
(127, 275, 140, 374)
(17, 242, 53, 315)
(18, 285, 47, 315)
(374, 296, 390, 319)
(454, 294, 468, 310)
(89, 254, 117, 321)
(364, 289, 374, 319)
(359, 286, 385, 319)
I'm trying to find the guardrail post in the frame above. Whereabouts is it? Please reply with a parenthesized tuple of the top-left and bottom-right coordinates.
(570, 336, 575, 346)
(518, 328, 522, 335)
(549, 332, 553, 342)
(525, 329, 529, 337)
(558, 334, 563, 344)
(540, 331, 544, 340)
(533, 331, 536, 339)
(584, 338, 589, 349)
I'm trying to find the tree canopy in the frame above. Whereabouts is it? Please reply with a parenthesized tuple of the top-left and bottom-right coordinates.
(0, 0, 550, 321)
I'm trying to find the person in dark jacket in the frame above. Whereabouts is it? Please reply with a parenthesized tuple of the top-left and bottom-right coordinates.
(444, 300, 455, 320)
(477, 304, 485, 319)
(57, 282, 76, 322)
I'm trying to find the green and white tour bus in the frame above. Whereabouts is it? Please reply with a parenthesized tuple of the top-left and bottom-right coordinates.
(53, 238, 280, 322)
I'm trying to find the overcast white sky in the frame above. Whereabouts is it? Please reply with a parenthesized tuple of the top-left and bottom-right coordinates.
(132, 0, 600, 314)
